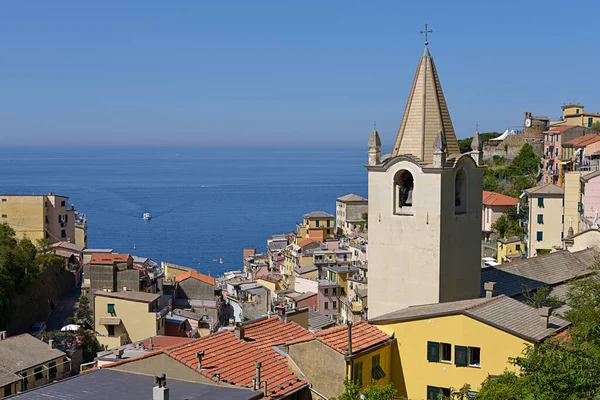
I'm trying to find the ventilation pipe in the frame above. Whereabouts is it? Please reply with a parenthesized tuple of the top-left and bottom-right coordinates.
(347, 321, 353, 356)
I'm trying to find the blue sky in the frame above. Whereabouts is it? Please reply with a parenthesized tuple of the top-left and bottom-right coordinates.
(1, 1, 599, 149)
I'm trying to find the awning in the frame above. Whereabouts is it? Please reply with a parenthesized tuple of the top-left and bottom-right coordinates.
(99, 317, 121, 325)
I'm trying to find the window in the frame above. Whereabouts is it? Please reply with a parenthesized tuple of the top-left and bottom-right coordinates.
(324, 288, 329, 296)
(440, 388, 451, 398)
(589, 118, 594, 128)
(454, 168, 467, 214)
(349, 282, 353, 289)
(537, 231, 543, 241)
(394, 170, 414, 214)
(537, 214, 544, 224)
(372, 354, 386, 380)
(427, 341, 440, 362)
(327, 220, 331, 227)
(333, 301, 337, 309)
(4, 385, 11, 396)
(107, 325, 115, 336)
(516, 244, 521, 251)
(61, 230, 66, 238)
(537, 198, 544, 207)
(107, 304, 115, 314)
(455, 345, 468, 366)
(1, 215, 6, 218)
(353, 361, 363, 387)
(61, 200, 66, 207)
(324, 302, 329, 310)
(316, 220, 320, 227)
(427, 386, 439, 400)
(64, 214, 68, 222)
(332, 288, 337, 295)
(556, 148, 558, 156)
(45, 216, 49, 223)
(576, 108, 580, 114)
(1, 198, 5, 202)
(49, 361, 57, 380)
(468, 347, 481, 367)
(440, 343, 452, 362)
(34, 366, 43, 380)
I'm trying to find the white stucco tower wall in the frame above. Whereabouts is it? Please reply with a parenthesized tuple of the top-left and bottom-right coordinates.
(366, 45, 483, 319)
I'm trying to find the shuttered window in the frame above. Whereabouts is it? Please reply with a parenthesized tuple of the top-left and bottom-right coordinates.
(372, 354, 386, 380)
(455, 345, 468, 366)
(107, 304, 115, 314)
(427, 341, 440, 362)
(353, 361, 363, 387)
(537, 198, 544, 207)
(537, 214, 544, 224)
(427, 386, 439, 400)
(537, 231, 543, 241)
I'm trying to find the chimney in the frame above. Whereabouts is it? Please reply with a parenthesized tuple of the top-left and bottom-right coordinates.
(539, 307, 551, 329)
(48, 339, 54, 349)
(263, 380, 268, 397)
(484, 281, 496, 299)
(153, 374, 169, 400)
(275, 306, 286, 322)
(254, 362, 262, 390)
(347, 321, 353, 356)
(234, 324, 245, 340)
(196, 350, 205, 369)
(0, 331, 6, 340)
(214, 372, 221, 383)
(113, 348, 124, 359)
(149, 337, 154, 350)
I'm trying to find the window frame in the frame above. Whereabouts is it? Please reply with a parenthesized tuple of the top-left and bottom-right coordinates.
(371, 354, 386, 380)
(455, 345, 468, 367)
(107, 303, 115, 314)
(427, 341, 440, 362)
(536, 231, 543, 241)
(34, 366, 43, 381)
(440, 342, 452, 363)
(537, 214, 544, 224)
(537, 197, 544, 208)
(107, 325, 115, 337)
(468, 346, 481, 367)
(353, 361, 363, 387)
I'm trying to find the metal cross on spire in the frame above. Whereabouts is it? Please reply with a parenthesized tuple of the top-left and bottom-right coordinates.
(420, 23, 433, 46)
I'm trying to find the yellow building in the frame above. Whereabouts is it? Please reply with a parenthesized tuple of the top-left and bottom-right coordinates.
(94, 290, 165, 350)
(296, 211, 335, 241)
(496, 237, 525, 263)
(562, 171, 589, 238)
(551, 104, 600, 128)
(523, 184, 564, 256)
(285, 321, 394, 399)
(0, 333, 71, 397)
(0, 193, 79, 244)
(370, 295, 569, 399)
(161, 262, 193, 282)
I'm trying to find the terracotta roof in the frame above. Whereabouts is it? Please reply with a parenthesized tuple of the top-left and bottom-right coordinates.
(164, 331, 307, 398)
(297, 238, 319, 248)
(175, 270, 216, 286)
(545, 125, 578, 133)
(139, 335, 195, 350)
(314, 321, 391, 356)
(562, 134, 600, 147)
(482, 191, 519, 207)
(89, 253, 131, 265)
(243, 317, 313, 353)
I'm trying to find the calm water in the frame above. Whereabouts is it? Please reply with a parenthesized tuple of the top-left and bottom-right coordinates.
(0, 147, 367, 276)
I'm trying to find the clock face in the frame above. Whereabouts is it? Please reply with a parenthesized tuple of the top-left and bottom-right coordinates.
(525, 118, 532, 128)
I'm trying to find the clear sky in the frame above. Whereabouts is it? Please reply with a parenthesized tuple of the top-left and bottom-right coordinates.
(1, 1, 599, 149)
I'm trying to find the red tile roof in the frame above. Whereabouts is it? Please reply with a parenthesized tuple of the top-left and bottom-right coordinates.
(140, 335, 195, 350)
(314, 321, 391, 355)
(563, 134, 600, 147)
(89, 253, 131, 265)
(175, 270, 216, 286)
(165, 330, 307, 398)
(545, 125, 577, 133)
(297, 238, 319, 248)
(482, 191, 519, 207)
(243, 317, 313, 353)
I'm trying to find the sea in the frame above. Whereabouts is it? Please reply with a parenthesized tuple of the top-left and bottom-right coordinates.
(0, 146, 367, 277)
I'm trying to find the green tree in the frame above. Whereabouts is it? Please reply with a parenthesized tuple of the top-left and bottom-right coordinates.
(591, 121, 600, 131)
(508, 144, 539, 177)
(491, 206, 523, 238)
(475, 371, 525, 400)
(330, 379, 398, 400)
(521, 285, 561, 309)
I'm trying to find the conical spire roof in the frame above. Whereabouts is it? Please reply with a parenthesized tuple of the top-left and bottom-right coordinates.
(391, 46, 460, 164)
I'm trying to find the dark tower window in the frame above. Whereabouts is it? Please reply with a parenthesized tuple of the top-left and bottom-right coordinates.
(394, 170, 414, 215)
(455, 168, 467, 214)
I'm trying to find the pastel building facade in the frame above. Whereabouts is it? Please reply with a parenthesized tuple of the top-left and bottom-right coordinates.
(335, 194, 368, 236)
(481, 191, 519, 241)
(523, 184, 564, 256)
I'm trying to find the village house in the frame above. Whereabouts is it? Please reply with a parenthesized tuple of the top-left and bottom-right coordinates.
(0, 332, 72, 397)
(295, 211, 335, 243)
(93, 290, 168, 350)
(336, 194, 368, 236)
(223, 280, 271, 322)
(294, 277, 340, 319)
(550, 104, 600, 129)
(523, 184, 564, 256)
(481, 191, 519, 241)
(0, 193, 84, 244)
(96, 335, 194, 368)
(496, 236, 525, 263)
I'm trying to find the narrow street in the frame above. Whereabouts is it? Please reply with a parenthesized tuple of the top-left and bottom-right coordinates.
(45, 288, 81, 332)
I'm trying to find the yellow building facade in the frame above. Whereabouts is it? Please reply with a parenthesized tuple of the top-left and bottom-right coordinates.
(94, 291, 165, 350)
(371, 296, 569, 399)
(558, 104, 600, 128)
(497, 237, 525, 263)
(297, 211, 335, 241)
(524, 184, 564, 256)
(0, 193, 77, 244)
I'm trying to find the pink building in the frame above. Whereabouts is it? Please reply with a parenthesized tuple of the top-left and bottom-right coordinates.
(294, 277, 340, 319)
(581, 171, 600, 226)
(481, 191, 520, 241)
(543, 126, 596, 185)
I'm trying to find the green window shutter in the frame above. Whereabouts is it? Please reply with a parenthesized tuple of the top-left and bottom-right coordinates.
(537, 198, 544, 207)
(537, 214, 543, 224)
(427, 386, 440, 400)
(316, 220, 320, 227)
(107, 304, 115, 314)
(327, 220, 331, 227)
(324, 288, 328, 296)
(589, 117, 593, 127)
(537, 231, 543, 241)
(427, 341, 440, 362)
(353, 362, 363, 386)
(579, 202, 584, 213)
(455, 345, 468, 366)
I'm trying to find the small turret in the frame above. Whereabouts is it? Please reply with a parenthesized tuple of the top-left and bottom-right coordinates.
(432, 131, 446, 168)
(368, 129, 382, 166)
(470, 131, 484, 166)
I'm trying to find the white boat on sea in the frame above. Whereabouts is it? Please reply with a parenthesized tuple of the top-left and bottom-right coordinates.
(143, 212, 152, 220)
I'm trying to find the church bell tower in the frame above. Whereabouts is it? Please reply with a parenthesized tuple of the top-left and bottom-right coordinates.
(366, 40, 484, 319)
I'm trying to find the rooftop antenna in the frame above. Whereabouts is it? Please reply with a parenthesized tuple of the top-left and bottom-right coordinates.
(420, 23, 433, 46)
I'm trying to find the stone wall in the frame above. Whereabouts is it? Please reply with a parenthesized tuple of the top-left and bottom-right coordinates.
(7, 264, 75, 334)
(483, 135, 544, 160)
